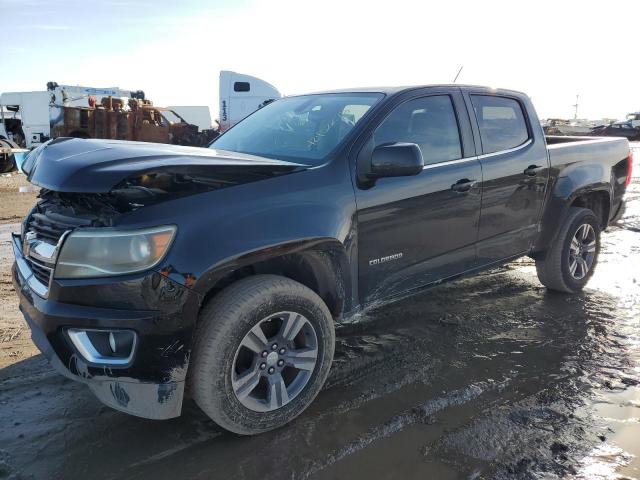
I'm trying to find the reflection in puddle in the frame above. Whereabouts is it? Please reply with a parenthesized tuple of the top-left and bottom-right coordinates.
(513, 169, 640, 480)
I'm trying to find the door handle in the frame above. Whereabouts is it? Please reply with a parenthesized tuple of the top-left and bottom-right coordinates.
(451, 179, 476, 193)
(524, 165, 544, 176)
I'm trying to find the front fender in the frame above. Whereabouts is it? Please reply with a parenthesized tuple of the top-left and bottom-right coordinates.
(113, 160, 358, 315)
(193, 237, 353, 317)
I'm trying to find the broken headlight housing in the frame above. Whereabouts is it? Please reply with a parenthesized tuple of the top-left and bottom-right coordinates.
(54, 226, 176, 278)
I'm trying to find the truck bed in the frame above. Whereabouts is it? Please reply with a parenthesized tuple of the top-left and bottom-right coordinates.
(545, 135, 631, 223)
(545, 135, 629, 171)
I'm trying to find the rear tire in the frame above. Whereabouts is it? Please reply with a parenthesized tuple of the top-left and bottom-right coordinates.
(535, 207, 600, 293)
(191, 275, 335, 435)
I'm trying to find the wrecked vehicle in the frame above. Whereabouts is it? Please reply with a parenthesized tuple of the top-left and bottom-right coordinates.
(590, 121, 640, 141)
(0, 86, 217, 172)
(49, 96, 219, 147)
(0, 137, 26, 173)
(12, 85, 633, 434)
(0, 84, 138, 149)
(1, 72, 279, 172)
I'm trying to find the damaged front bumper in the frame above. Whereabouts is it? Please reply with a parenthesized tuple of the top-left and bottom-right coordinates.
(11, 233, 201, 420)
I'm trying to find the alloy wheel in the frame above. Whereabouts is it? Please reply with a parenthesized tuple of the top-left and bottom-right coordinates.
(231, 311, 318, 412)
(568, 223, 596, 280)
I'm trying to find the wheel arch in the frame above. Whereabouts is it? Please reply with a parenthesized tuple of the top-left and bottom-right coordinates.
(569, 189, 611, 229)
(533, 184, 612, 256)
(195, 239, 352, 321)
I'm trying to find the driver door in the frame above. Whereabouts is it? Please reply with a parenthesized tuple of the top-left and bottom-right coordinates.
(355, 90, 482, 304)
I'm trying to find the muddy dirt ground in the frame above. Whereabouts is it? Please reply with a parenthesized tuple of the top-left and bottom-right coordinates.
(0, 173, 38, 370)
(0, 150, 639, 480)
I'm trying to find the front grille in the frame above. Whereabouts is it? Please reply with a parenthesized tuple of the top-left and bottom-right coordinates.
(27, 258, 53, 286)
(21, 208, 91, 295)
(28, 211, 91, 243)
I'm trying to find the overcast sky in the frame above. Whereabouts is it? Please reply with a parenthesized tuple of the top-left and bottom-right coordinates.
(3, 0, 639, 121)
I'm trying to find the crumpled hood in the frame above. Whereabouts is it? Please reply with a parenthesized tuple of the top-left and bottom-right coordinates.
(24, 138, 307, 193)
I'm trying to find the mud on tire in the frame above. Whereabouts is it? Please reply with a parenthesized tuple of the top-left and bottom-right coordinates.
(535, 207, 601, 293)
(191, 275, 335, 435)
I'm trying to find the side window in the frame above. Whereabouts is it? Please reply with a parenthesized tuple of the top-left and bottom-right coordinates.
(470, 95, 529, 154)
(373, 95, 462, 166)
(234, 81, 250, 92)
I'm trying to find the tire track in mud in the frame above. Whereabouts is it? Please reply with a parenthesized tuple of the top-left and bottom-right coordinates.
(302, 379, 511, 479)
(308, 284, 636, 478)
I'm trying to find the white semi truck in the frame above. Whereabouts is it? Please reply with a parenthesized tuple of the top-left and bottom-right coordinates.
(218, 71, 281, 132)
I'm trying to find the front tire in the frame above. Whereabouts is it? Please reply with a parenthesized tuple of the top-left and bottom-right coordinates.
(535, 207, 600, 293)
(191, 275, 335, 435)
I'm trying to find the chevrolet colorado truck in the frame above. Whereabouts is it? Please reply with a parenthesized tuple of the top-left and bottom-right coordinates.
(12, 85, 633, 434)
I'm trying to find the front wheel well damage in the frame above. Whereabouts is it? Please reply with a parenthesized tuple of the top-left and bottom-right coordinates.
(199, 249, 348, 322)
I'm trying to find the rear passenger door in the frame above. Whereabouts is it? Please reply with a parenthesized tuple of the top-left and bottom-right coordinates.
(465, 93, 549, 264)
(355, 89, 482, 303)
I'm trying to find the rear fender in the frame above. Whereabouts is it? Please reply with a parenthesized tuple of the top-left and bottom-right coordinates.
(533, 180, 612, 255)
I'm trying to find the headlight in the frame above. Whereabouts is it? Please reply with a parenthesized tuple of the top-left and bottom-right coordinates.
(54, 226, 176, 278)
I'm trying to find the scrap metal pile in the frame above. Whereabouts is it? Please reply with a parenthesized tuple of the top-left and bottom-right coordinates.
(50, 96, 219, 147)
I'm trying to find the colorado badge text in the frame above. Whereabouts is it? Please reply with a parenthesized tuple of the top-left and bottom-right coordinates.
(369, 253, 403, 266)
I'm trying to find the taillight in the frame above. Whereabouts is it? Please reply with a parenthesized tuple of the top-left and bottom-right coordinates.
(626, 150, 634, 186)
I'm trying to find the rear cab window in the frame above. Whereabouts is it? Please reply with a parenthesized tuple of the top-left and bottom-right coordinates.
(470, 95, 530, 154)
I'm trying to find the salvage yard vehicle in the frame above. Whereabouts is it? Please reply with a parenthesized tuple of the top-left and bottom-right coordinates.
(12, 85, 632, 434)
(1, 72, 279, 172)
(49, 97, 219, 148)
(0, 84, 136, 149)
(591, 122, 640, 141)
(624, 112, 640, 129)
(0, 83, 216, 153)
(0, 137, 25, 173)
(590, 112, 640, 141)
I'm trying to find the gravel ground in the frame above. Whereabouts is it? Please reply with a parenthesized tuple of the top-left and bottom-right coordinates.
(0, 173, 37, 370)
(0, 148, 638, 480)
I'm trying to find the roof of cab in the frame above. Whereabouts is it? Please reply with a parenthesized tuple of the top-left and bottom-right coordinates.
(301, 85, 528, 98)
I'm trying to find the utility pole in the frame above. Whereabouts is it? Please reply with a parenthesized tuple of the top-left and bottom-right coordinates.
(573, 94, 579, 120)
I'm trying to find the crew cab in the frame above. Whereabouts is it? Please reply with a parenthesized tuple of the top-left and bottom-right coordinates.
(12, 85, 633, 434)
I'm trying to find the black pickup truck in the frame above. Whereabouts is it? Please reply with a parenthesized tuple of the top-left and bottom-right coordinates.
(12, 85, 632, 434)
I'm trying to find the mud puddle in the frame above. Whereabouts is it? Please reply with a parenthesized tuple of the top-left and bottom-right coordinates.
(0, 150, 638, 479)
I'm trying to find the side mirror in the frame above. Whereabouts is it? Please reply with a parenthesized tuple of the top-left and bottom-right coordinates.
(369, 142, 424, 178)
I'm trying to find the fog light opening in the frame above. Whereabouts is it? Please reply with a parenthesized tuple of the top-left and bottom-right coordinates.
(67, 328, 137, 366)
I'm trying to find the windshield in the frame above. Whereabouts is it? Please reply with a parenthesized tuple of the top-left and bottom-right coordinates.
(210, 93, 383, 164)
